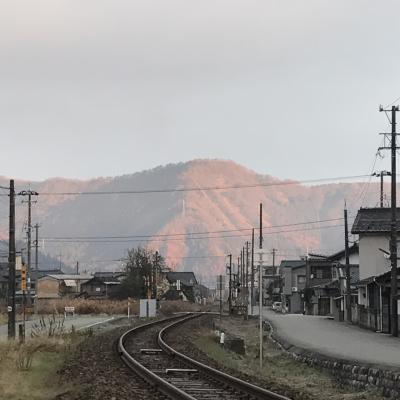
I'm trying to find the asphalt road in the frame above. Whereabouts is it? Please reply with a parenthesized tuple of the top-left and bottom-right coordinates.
(263, 308, 400, 368)
(0, 315, 117, 341)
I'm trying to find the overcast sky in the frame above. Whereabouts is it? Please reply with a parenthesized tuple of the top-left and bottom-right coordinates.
(1, 0, 399, 182)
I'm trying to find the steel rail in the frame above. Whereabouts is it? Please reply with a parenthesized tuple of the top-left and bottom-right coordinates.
(119, 313, 292, 400)
(158, 317, 292, 400)
(118, 314, 198, 400)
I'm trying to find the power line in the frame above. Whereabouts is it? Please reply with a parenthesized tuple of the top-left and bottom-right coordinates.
(41, 217, 347, 240)
(41, 223, 349, 244)
(385, 97, 400, 109)
(16, 174, 371, 197)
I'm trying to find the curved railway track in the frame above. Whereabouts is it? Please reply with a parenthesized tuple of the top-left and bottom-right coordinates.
(118, 313, 291, 400)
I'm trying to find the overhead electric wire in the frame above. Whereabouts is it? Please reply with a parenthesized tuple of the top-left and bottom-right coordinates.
(12, 174, 372, 197)
(42, 223, 349, 244)
(41, 216, 347, 240)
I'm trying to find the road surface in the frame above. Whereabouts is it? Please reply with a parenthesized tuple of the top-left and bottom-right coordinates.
(0, 314, 118, 341)
(263, 308, 400, 368)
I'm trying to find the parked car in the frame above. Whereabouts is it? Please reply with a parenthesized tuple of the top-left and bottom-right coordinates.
(272, 301, 282, 312)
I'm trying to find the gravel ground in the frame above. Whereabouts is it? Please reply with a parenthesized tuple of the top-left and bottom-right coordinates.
(54, 317, 168, 400)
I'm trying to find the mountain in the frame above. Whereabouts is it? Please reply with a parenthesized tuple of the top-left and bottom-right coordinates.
(0, 160, 385, 284)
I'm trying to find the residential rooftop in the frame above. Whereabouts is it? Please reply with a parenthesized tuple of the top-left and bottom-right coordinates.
(351, 207, 400, 234)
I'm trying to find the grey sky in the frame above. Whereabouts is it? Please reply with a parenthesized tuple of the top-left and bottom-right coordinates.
(1, 0, 399, 181)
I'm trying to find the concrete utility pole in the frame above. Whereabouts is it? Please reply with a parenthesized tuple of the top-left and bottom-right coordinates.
(272, 248, 277, 274)
(34, 224, 39, 314)
(251, 228, 255, 315)
(259, 202, 263, 369)
(18, 190, 38, 299)
(344, 206, 351, 322)
(373, 171, 391, 207)
(227, 254, 232, 314)
(379, 105, 399, 337)
(8, 180, 16, 339)
(245, 242, 249, 318)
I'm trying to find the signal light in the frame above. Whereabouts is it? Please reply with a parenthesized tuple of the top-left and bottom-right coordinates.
(21, 265, 27, 291)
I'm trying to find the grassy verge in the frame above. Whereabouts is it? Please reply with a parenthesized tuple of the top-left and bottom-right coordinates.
(0, 320, 91, 400)
(193, 319, 385, 400)
(0, 348, 69, 400)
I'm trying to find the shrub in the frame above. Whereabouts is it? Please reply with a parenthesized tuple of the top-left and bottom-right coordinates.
(160, 300, 208, 315)
(37, 298, 139, 315)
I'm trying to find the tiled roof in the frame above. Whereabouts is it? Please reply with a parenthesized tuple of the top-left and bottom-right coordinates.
(351, 208, 400, 234)
(279, 260, 306, 269)
(43, 274, 92, 281)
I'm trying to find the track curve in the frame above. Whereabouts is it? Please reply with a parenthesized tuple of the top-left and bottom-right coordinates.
(118, 313, 292, 400)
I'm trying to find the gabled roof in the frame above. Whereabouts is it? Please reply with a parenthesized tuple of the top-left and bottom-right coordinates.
(351, 208, 400, 234)
(328, 243, 359, 261)
(166, 271, 197, 286)
(41, 274, 92, 281)
(83, 275, 121, 285)
(279, 260, 306, 270)
(94, 271, 125, 279)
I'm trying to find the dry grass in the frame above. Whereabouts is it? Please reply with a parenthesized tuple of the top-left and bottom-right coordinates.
(37, 298, 138, 315)
(0, 335, 79, 399)
(193, 318, 385, 400)
(159, 300, 209, 315)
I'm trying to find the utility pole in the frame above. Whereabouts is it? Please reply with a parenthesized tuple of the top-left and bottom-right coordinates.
(259, 203, 263, 248)
(34, 224, 39, 314)
(379, 105, 399, 337)
(251, 228, 255, 315)
(344, 206, 351, 322)
(76, 261, 79, 275)
(227, 254, 232, 314)
(272, 248, 277, 274)
(154, 251, 159, 299)
(241, 250, 244, 305)
(373, 171, 391, 207)
(259, 202, 263, 369)
(246, 241, 249, 313)
(18, 190, 38, 299)
(8, 180, 16, 340)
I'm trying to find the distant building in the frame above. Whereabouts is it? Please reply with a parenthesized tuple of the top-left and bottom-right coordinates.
(81, 272, 125, 298)
(37, 274, 92, 299)
(351, 207, 400, 333)
(162, 271, 199, 302)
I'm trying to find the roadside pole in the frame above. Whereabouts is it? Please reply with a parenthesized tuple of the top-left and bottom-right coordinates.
(8, 179, 16, 340)
(259, 262, 263, 370)
(259, 202, 263, 370)
(251, 228, 255, 315)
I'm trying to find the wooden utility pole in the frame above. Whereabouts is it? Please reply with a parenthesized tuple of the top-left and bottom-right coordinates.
(344, 206, 351, 322)
(379, 105, 399, 336)
(8, 180, 16, 339)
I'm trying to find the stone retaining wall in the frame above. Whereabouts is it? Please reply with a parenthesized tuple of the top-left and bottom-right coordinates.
(265, 320, 400, 399)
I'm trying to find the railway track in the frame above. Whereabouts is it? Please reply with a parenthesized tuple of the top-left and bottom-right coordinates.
(118, 313, 291, 400)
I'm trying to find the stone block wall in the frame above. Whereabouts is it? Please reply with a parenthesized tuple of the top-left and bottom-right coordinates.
(265, 320, 400, 398)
